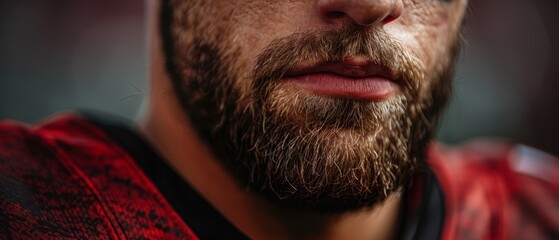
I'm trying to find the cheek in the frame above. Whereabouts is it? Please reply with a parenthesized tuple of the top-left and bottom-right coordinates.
(219, 2, 312, 90)
(386, 1, 465, 97)
(225, 0, 338, 60)
(388, 3, 453, 72)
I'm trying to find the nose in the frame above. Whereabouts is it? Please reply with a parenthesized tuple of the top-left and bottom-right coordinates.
(316, 0, 404, 26)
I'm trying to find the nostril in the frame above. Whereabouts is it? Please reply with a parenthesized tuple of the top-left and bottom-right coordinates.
(382, 15, 398, 24)
(325, 11, 346, 19)
(317, 0, 404, 27)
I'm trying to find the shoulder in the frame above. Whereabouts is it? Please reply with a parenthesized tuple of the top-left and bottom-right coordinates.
(0, 113, 111, 187)
(428, 140, 559, 240)
(0, 113, 197, 239)
(0, 112, 117, 161)
(0, 113, 125, 239)
(0, 113, 121, 189)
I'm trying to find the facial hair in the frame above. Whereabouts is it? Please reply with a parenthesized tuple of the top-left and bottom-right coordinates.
(160, 0, 457, 212)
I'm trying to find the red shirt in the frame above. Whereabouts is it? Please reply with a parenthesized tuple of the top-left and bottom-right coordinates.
(428, 141, 559, 239)
(0, 113, 557, 239)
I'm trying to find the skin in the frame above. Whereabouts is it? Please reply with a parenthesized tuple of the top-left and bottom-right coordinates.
(143, 0, 468, 239)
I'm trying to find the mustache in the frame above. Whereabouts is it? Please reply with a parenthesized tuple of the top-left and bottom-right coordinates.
(251, 27, 425, 96)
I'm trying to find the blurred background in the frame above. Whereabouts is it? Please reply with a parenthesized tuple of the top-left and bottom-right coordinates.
(0, 0, 558, 156)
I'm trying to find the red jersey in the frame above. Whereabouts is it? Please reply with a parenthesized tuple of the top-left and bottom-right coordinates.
(0, 113, 557, 239)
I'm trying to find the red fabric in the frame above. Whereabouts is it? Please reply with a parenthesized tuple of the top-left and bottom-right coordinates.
(428, 141, 559, 240)
(1, 113, 558, 239)
(0, 113, 198, 239)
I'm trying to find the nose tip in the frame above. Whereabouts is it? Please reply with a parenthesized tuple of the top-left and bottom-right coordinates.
(317, 0, 404, 26)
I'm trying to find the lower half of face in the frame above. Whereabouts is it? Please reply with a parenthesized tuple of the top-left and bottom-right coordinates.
(161, 0, 464, 212)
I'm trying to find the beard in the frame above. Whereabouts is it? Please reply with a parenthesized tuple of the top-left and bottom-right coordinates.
(160, 0, 457, 212)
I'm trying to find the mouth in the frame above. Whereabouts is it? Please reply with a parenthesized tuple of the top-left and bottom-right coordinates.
(282, 57, 399, 100)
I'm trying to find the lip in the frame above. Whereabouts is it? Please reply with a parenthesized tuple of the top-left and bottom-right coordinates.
(282, 58, 399, 100)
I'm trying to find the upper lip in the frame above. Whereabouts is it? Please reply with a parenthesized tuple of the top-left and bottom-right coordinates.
(284, 57, 397, 81)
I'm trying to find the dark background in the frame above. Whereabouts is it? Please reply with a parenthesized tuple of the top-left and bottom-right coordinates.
(1, 0, 558, 156)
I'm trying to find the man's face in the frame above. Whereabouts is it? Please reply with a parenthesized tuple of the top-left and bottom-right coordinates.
(161, 0, 468, 212)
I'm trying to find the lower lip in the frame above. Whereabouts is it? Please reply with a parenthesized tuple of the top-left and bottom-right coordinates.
(282, 73, 398, 100)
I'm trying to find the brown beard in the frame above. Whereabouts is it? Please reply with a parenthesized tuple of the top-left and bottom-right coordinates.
(160, 0, 457, 212)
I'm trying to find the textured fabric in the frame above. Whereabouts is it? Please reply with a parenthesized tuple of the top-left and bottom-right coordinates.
(428, 141, 559, 239)
(1, 113, 558, 239)
(0, 113, 198, 239)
